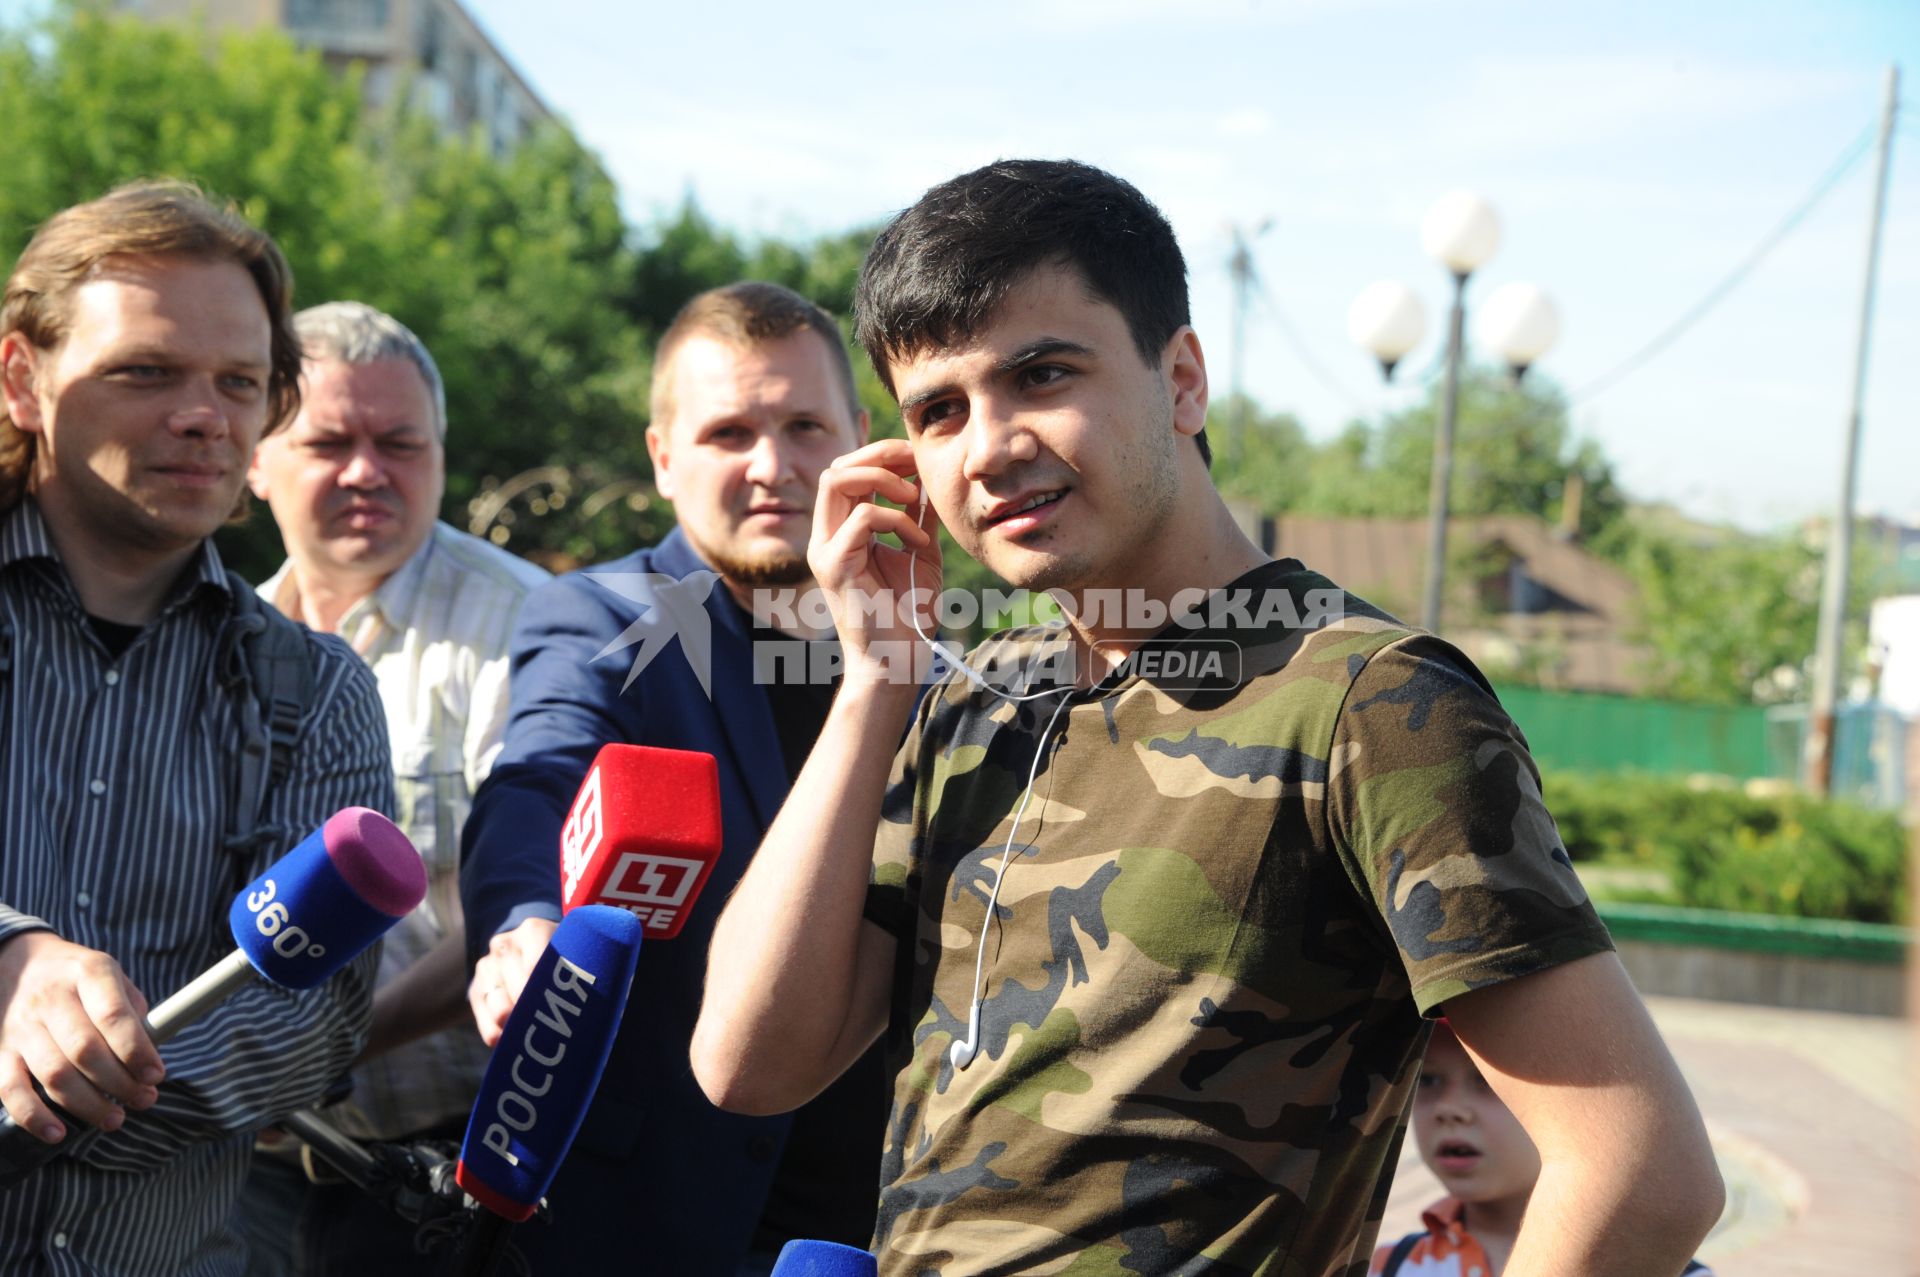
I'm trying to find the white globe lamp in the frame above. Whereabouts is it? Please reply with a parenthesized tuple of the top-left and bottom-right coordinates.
(1347, 281, 1429, 381)
(1420, 192, 1501, 277)
(1477, 282, 1561, 378)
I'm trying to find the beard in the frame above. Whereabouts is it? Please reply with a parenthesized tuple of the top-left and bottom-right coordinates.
(697, 537, 814, 588)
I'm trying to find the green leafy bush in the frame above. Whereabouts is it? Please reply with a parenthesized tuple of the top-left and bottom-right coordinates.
(1542, 770, 1910, 925)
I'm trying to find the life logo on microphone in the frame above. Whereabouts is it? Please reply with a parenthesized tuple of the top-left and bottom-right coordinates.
(553, 744, 721, 940)
(242, 879, 328, 962)
(559, 764, 605, 907)
(599, 852, 704, 935)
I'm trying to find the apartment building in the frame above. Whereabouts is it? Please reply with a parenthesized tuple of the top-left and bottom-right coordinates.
(119, 0, 552, 155)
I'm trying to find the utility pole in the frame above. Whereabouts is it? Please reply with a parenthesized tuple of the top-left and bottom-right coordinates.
(1806, 64, 1900, 797)
(1422, 269, 1469, 635)
(1225, 221, 1270, 470)
(1411, 191, 1501, 636)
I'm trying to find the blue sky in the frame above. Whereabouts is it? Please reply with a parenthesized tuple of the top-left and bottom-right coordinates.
(454, 0, 1915, 531)
(9, 0, 1916, 529)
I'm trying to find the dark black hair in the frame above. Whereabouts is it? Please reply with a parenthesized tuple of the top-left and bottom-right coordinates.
(855, 159, 1209, 466)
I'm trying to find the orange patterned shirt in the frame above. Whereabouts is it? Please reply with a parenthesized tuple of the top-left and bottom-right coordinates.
(1369, 1196, 1713, 1277)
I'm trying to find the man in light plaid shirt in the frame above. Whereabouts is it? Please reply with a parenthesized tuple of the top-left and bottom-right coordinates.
(238, 301, 549, 1273)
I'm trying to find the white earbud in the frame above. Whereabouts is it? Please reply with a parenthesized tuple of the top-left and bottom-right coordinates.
(949, 1003, 983, 1070)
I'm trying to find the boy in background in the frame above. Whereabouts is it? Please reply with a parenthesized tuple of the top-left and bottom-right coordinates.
(1372, 1019, 1718, 1277)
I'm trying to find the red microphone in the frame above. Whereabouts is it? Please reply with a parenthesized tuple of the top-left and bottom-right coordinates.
(557, 744, 723, 938)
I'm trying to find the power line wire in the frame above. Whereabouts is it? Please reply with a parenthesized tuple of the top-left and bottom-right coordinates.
(1571, 123, 1879, 404)
(1249, 279, 1374, 417)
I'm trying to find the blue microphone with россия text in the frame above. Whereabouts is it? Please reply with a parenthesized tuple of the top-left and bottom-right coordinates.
(280, 747, 722, 1268)
(445, 905, 643, 1275)
(456, 742, 722, 1217)
(0, 808, 428, 1184)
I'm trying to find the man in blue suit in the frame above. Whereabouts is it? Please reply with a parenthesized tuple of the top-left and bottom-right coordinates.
(459, 282, 883, 1274)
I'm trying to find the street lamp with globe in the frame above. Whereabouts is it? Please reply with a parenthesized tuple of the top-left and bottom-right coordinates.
(1349, 192, 1560, 633)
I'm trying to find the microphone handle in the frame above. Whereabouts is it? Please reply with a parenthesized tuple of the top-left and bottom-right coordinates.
(445, 1207, 515, 1277)
(0, 1097, 77, 1189)
(280, 1109, 382, 1193)
(146, 948, 258, 1043)
(0, 947, 259, 1188)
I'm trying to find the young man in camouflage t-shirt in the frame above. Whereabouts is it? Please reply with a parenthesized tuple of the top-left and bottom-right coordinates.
(693, 160, 1725, 1277)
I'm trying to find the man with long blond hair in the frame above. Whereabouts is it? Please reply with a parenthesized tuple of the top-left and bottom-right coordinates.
(0, 181, 389, 1274)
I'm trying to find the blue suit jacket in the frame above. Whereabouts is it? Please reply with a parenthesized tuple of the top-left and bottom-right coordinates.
(460, 528, 808, 1273)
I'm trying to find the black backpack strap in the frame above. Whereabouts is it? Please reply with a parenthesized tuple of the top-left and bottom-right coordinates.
(215, 570, 316, 865)
(0, 567, 15, 680)
(0, 588, 12, 784)
(1380, 1230, 1421, 1276)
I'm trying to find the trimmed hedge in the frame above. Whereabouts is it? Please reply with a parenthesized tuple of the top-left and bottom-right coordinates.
(1542, 770, 1911, 926)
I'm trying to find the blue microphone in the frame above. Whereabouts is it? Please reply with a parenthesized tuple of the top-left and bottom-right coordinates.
(0, 807, 428, 1185)
(770, 1240, 879, 1276)
(230, 807, 427, 987)
(455, 905, 643, 1222)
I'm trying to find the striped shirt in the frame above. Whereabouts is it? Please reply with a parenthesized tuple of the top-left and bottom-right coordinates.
(0, 498, 392, 1277)
(262, 521, 548, 1138)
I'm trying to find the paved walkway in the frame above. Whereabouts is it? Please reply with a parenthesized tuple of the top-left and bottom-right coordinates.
(1377, 995, 1916, 1274)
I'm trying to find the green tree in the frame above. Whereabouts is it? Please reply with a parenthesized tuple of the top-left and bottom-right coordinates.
(1207, 395, 1314, 513)
(626, 199, 752, 334)
(1294, 366, 1626, 541)
(1613, 525, 1883, 706)
(627, 199, 874, 331)
(625, 200, 891, 434)
(1286, 420, 1397, 517)
(0, 7, 389, 282)
(0, 5, 659, 574)
(362, 114, 652, 568)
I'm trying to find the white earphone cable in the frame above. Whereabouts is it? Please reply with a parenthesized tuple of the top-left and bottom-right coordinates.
(898, 481, 1080, 1071)
(905, 483, 1071, 704)
(948, 687, 1075, 1070)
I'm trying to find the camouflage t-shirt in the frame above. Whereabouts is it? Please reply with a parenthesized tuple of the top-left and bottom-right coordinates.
(863, 560, 1613, 1277)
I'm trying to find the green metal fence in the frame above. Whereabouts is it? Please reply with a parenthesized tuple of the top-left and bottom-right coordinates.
(1492, 684, 1772, 778)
